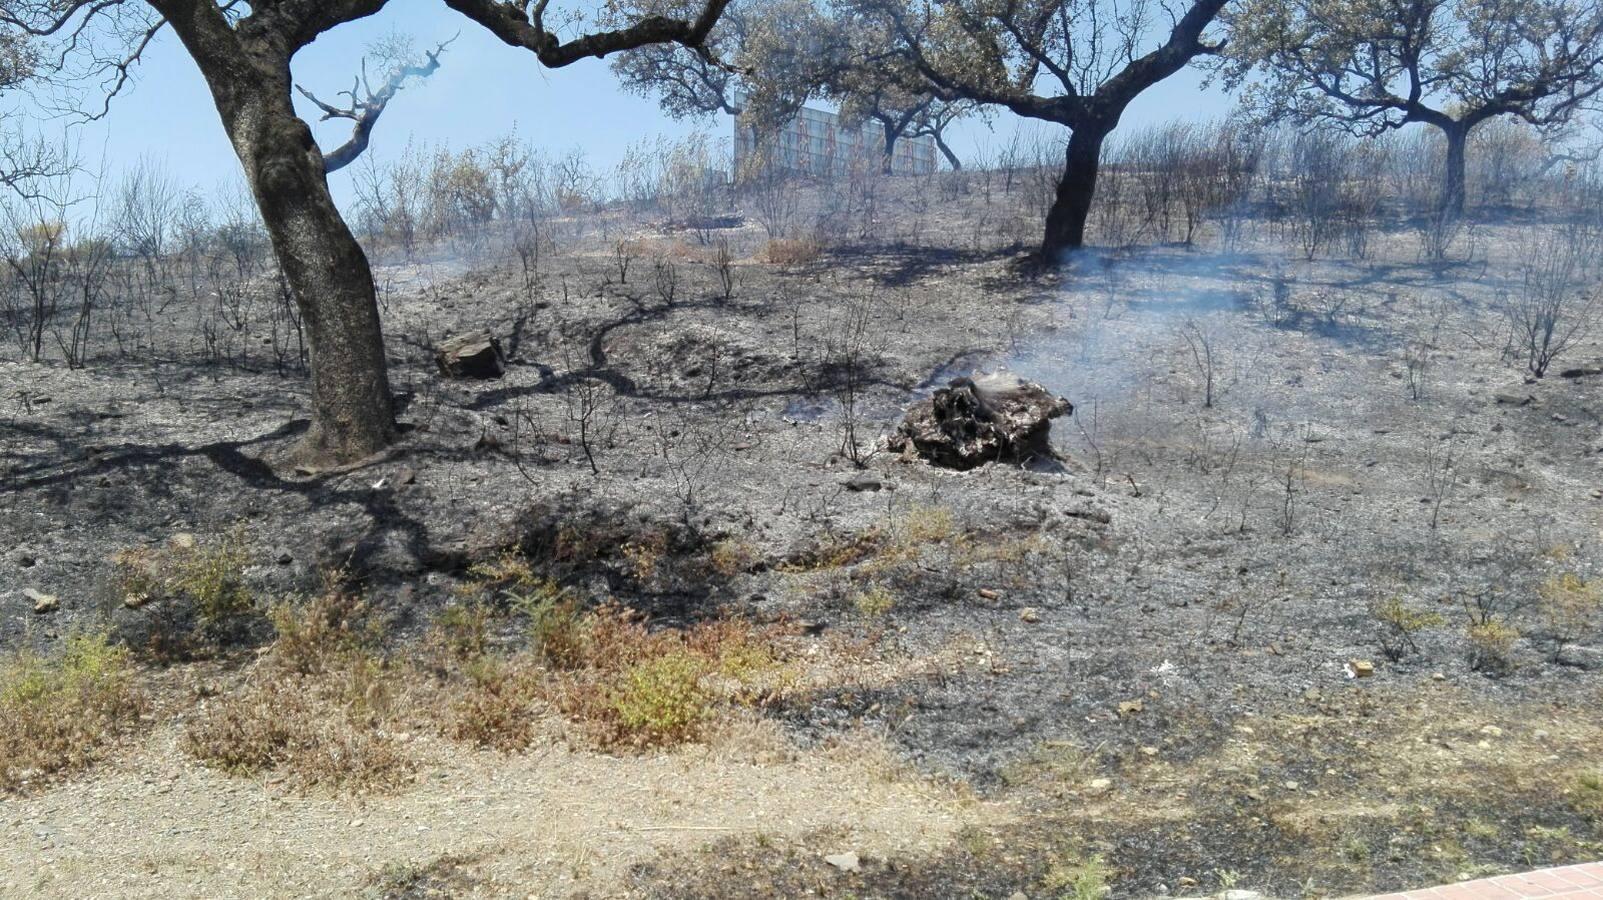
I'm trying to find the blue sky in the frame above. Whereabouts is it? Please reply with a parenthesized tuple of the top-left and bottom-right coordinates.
(33, 0, 1236, 212)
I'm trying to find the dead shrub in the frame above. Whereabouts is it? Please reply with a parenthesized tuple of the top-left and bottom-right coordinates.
(1538, 571, 1602, 655)
(762, 237, 822, 265)
(0, 632, 147, 792)
(1466, 621, 1519, 675)
(443, 654, 547, 752)
(183, 652, 410, 790)
(266, 575, 383, 676)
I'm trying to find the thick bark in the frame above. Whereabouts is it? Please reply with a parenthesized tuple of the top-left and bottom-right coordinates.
(1040, 125, 1109, 258)
(1440, 120, 1469, 218)
(234, 95, 396, 462)
(934, 132, 961, 171)
(881, 121, 899, 175)
(165, 9, 395, 464)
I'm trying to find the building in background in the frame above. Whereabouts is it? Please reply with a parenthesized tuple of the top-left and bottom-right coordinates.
(733, 104, 938, 178)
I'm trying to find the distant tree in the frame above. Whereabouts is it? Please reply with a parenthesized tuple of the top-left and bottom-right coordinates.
(612, 0, 825, 132)
(857, 0, 1231, 258)
(823, 11, 975, 173)
(614, 0, 970, 173)
(1224, 0, 1603, 217)
(0, 0, 731, 466)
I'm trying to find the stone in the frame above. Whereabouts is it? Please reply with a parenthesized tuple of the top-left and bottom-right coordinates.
(977, 588, 1000, 601)
(25, 589, 57, 614)
(1559, 365, 1603, 378)
(888, 372, 1071, 470)
(1019, 607, 1041, 624)
(1064, 504, 1112, 525)
(844, 473, 883, 492)
(434, 331, 506, 379)
(1087, 777, 1112, 791)
(823, 851, 861, 873)
(169, 533, 197, 551)
(1118, 699, 1144, 716)
(1347, 659, 1375, 678)
(1493, 388, 1534, 406)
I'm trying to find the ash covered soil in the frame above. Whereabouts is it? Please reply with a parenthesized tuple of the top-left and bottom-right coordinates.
(3, 195, 1603, 898)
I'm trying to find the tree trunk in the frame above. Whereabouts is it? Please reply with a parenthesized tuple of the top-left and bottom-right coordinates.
(1441, 121, 1468, 218)
(934, 133, 962, 171)
(1040, 125, 1109, 259)
(222, 89, 396, 464)
(881, 121, 899, 176)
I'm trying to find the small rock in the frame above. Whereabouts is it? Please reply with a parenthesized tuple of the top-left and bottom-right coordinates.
(1019, 606, 1040, 623)
(844, 473, 883, 492)
(1480, 725, 1503, 738)
(1140, 746, 1159, 757)
(395, 467, 417, 485)
(1008, 893, 1029, 900)
(1493, 388, 1534, 406)
(1432, 672, 1447, 681)
(123, 593, 149, 609)
(435, 331, 506, 379)
(977, 588, 1000, 601)
(275, 549, 294, 566)
(25, 589, 58, 614)
(1347, 659, 1375, 678)
(1118, 699, 1144, 716)
(823, 851, 861, 873)
(169, 533, 197, 551)
(1064, 504, 1112, 525)
(1087, 777, 1112, 791)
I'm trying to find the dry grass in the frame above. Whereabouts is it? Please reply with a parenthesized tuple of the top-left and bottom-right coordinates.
(441, 601, 795, 751)
(183, 590, 411, 791)
(762, 237, 823, 265)
(182, 661, 412, 791)
(0, 632, 147, 792)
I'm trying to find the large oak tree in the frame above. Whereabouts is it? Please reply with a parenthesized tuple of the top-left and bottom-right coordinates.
(1224, 0, 1603, 216)
(1, 0, 730, 466)
(858, 0, 1231, 258)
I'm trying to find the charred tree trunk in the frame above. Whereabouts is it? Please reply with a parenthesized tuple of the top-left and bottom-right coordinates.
(231, 95, 396, 464)
(1441, 120, 1469, 219)
(1040, 124, 1109, 259)
(934, 132, 962, 171)
(165, 8, 396, 465)
(881, 121, 899, 176)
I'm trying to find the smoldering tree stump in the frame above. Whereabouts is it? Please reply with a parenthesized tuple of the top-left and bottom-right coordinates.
(435, 331, 506, 379)
(889, 372, 1071, 470)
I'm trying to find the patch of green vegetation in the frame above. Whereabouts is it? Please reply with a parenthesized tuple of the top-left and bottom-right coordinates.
(852, 584, 897, 618)
(609, 651, 712, 747)
(0, 632, 146, 791)
(1042, 851, 1111, 900)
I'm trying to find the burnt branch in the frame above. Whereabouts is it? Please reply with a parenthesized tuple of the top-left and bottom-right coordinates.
(295, 34, 458, 174)
(441, 0, 731, 69)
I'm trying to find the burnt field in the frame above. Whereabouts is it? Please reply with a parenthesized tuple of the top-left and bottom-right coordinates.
(3, 147, 1603, 898)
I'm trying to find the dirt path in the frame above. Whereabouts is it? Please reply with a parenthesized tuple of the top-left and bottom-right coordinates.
(1, 721, 1006, 898)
